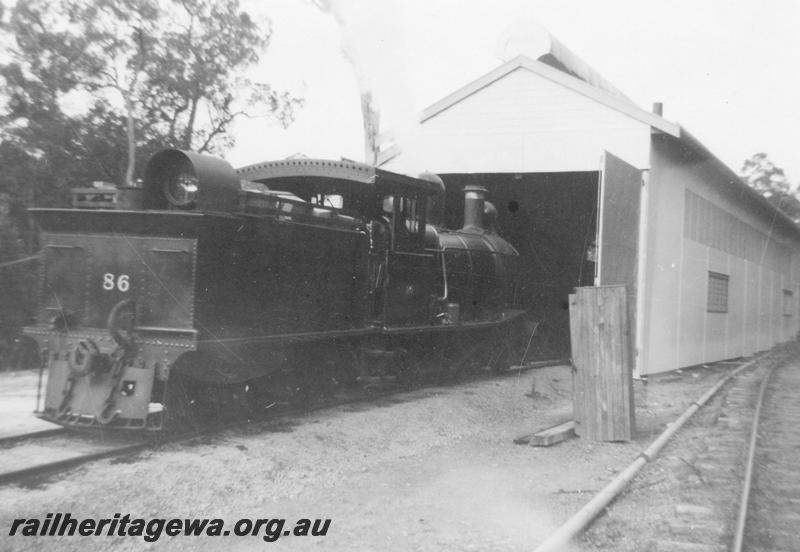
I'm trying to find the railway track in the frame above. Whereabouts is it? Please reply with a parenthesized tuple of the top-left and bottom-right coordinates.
(0, 427, 64, 446)
(654, 361, 770, 552)
(656, 354, 800, 552)
(566, 349, 800, 552)
(0, 430, 149, 486)
(732, 357, 800, 552)
(0, 360, 552, 488)
(0, 395, 344, 487)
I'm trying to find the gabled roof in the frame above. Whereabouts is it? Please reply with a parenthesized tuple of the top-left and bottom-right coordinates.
(377, 34, 800, 239)
(494, 21, 633, 102)
(419, 54, 680, 138)
(376, 52, 680, 167)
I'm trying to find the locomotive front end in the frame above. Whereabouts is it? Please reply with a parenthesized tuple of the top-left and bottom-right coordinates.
(26, 228, 198, 429)
(20, 150, 232, 430)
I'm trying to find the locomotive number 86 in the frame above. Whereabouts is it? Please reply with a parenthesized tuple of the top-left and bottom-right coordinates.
(24, 150, 525, 430)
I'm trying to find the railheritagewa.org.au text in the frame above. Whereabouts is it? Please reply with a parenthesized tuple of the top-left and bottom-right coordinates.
(9, 513, 331, 543)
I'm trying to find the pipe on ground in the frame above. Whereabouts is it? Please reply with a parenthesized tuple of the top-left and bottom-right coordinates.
(533, 353, 768, 552)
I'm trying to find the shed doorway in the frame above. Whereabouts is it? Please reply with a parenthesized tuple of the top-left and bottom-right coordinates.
(440, 151, 642, 363)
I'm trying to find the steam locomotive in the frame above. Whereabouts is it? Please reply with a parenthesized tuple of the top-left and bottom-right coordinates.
(23, 150, 524, 430)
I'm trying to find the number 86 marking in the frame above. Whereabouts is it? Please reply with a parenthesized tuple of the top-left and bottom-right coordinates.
(102, 273, 130, 292)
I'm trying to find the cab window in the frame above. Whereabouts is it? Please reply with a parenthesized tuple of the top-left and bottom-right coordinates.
(380, 194, 393, 216)
(399, 197, 420, 234)
(380, 193, 424, 251)
(311, 193, 343, 209)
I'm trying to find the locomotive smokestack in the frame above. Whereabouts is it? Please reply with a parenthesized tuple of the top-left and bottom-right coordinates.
(463, 185, 487, 232)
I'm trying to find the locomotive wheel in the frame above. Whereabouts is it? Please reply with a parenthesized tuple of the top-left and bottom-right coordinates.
(286, 346, 343, 406)
(489, 341, 511, 373)
(489, 321, 526, 373)
(334, 346, 361, 388)
(432, 335, 454, 383)
(431, 334, 473, 384)
(288, 366, 317, 408)
(446, 335, 484, 379)
(395, 347, 421, 387)
(163, 371, 201, 433)
(242, 374, 281, 415)
(286, 358, 319, 408)
(190, 380, 257, 423)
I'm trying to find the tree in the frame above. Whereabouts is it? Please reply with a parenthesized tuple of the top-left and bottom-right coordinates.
(0, 0, 303, 355)
(1, 0, 301, 190)
(140, 0, 302, 153)
(740, 153, 800, 223)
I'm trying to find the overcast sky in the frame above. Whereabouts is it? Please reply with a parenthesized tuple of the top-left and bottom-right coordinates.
(229, 0, 800, 183)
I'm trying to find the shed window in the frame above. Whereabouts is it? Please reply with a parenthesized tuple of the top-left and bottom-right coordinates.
(783, 289, 794, 317)
(707, 272, 729, 313)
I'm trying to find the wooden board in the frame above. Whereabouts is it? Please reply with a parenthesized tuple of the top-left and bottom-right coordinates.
(569, 285, 634, 441)
(513, 420, 576, 447)
(507, 358, 570, 372)
(569, 292, 584, 436)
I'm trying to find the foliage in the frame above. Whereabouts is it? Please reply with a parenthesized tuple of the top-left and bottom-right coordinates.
(740, 153, 800, 223)
(0, 190, 38, 365)
(0, 0, 302, 194)
(138, 0, 302, 153)
(0, 0, 303, 363)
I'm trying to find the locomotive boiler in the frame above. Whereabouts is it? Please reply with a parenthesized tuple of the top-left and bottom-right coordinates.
(24, 150, 524, 430)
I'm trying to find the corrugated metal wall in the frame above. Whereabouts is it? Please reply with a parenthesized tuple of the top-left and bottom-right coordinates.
(684, 190, 791, 274)
(641, 137, 800, 374)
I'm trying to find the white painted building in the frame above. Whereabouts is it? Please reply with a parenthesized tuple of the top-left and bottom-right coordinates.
(380, 31, 800, 375)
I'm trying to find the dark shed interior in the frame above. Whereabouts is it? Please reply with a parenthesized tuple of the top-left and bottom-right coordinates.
(440, 171, 598, 360)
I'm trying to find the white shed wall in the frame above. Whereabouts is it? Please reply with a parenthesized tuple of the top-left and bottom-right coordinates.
(641, 138, 800, 374)
(381, 62, 800, 374)
(383, 68, 651, 174)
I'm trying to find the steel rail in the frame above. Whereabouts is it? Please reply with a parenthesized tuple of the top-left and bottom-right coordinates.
(0, 398, 339, 487)
(0, 344, 548, 488)
(0, 384, 425, 487)
(731, 362, 776, 552)
(0, 427, 65, 447)
(533, 352, 768, 552)
(0, 440, 150, 486)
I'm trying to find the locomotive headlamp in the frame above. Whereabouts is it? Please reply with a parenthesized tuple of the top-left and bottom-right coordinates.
(164, 171, 199, 207)
(144, 149, 241, 212)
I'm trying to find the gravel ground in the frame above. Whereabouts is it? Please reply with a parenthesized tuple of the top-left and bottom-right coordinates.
(0, 360, 758, 551)
(0, 370, 56, 438)
(581, 348, 793, 552)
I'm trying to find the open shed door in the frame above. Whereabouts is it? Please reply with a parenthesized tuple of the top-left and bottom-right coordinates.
(596, 151, 642, 287)
(595, 151, 642, 357)
(569, 152, 641, 441)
